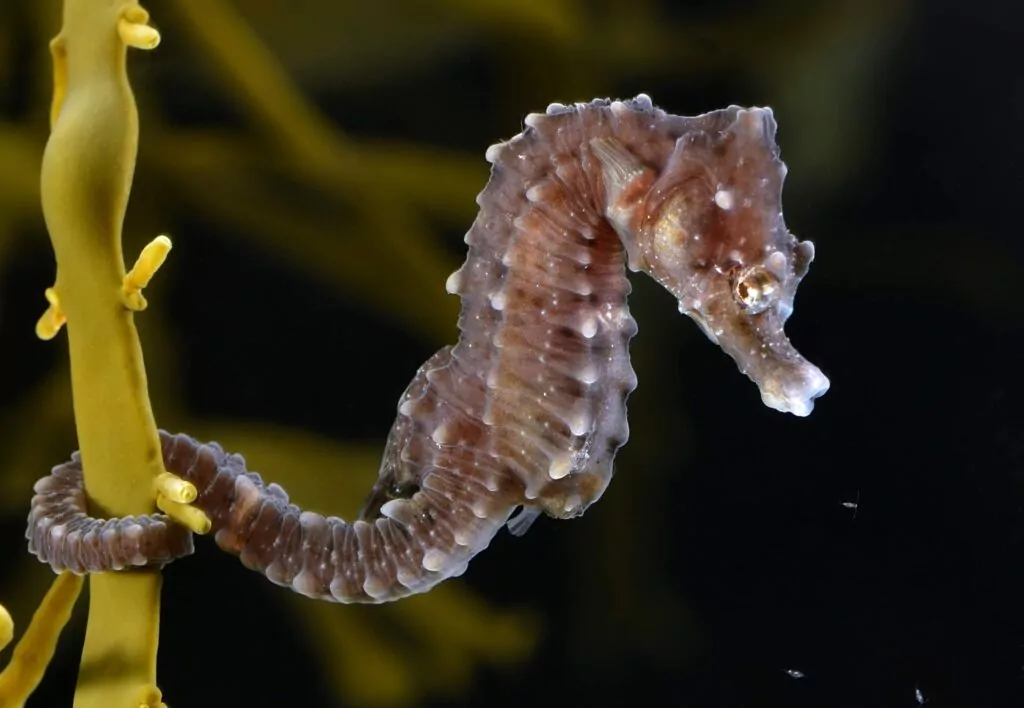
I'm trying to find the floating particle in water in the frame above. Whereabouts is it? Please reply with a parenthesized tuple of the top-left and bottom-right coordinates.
(841, 490, 861, 519)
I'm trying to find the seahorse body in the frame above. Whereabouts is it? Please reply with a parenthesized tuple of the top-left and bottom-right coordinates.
(28, 96, 829, 602)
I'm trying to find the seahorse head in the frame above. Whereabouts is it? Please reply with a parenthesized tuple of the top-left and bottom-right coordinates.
(594, 105, 829, 416)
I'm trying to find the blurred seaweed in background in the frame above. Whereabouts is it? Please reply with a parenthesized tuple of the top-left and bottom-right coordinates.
(2, 0, 1023, 706)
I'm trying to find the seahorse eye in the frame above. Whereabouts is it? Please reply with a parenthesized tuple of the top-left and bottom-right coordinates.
(733, 265, 779, 313)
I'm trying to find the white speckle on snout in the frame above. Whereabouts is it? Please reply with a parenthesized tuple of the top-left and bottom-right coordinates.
(714, 189, 735, 210)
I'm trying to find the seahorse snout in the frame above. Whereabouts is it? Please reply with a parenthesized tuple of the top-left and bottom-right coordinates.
(758, 360, 830, 417)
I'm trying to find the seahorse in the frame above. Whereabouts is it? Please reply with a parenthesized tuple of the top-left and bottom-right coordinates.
(27, 96, 829, 602)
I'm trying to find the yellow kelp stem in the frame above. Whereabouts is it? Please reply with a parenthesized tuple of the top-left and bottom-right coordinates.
(0, 604, 12, 654)
(0, 574, 84, 708)
(38, 2, 202, 706)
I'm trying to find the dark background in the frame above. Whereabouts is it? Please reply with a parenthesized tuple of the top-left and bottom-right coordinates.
(1, 0, 1022, 706)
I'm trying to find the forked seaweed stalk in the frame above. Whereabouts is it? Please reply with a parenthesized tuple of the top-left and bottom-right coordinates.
(0, 573, 84, 708)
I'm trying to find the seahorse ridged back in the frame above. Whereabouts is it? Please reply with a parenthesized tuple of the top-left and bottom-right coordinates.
(431, 97, 710, 518)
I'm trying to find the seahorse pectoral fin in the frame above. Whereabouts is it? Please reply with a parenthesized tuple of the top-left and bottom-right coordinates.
(506, 506, 542, 537)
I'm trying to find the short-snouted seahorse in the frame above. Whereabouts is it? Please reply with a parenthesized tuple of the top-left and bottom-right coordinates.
(28, 95, 829, 602)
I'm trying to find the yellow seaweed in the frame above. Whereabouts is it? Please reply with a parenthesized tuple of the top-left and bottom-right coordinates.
(37, 2, 206, 706)
(0, 603, 11, 654)
(0, 573, 84, 708)
(168, 0, 461, 333)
